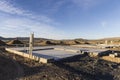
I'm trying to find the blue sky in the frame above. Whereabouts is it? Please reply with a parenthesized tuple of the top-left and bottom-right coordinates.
(0, 0, 120, 39)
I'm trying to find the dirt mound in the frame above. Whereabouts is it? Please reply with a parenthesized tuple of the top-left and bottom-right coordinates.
(32, 39, 91, 46)
(36, 40, 61, 46)
(0, 40, 6, 46)
(38, 40, 77, 45)
(46, 40, 61, 45)
(36, 40, 48, 46)
(41, 40, 77, 45)
(61, 40, 77, 45)
(7, 39, 23, 45)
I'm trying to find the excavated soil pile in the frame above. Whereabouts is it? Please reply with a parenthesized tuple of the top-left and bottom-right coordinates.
(37, 40, 48, 46)
(38, 40, 77, 46)
(61, 40, 77, 45)
(7, 39, 23, 45)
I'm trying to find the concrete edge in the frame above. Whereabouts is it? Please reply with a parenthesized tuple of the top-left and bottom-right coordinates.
(5, 48, 54, 63)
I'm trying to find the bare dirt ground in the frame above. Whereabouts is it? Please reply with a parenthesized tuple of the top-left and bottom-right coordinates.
(1, 49, 120, 80)
(0, 51, 23, 80)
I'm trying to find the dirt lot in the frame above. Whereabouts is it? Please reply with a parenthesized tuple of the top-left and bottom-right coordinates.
(1, 50, 120, 80)
(0, 52, 23, 80)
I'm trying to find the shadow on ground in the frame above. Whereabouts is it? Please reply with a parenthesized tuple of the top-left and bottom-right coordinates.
(1, 51, 119, 80)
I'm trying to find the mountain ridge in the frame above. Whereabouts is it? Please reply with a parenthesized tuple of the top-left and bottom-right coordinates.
(0, 36, 120, 41)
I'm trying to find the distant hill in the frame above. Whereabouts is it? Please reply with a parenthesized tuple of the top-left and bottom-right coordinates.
(75, 38, 88, 41)
(100, 37, 120, 40)
(75, 37, 120, 41)
(0, 36, 5, 40)
(0, 36, 49, 41)
(0, 36, 120, 44)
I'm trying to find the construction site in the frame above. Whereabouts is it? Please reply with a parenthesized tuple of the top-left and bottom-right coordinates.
(1, 0, 120, 79)
(1, 34, 120, 80)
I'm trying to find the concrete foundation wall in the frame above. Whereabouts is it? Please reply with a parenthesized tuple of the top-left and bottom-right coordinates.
(5, 48, 52, 63)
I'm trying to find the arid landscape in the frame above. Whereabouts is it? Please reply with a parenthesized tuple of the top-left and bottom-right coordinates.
(1, 37, 120, 80)
(1, 36, 120, 46)
(1, 0, 120, 80)
(1, 48, 120, 80)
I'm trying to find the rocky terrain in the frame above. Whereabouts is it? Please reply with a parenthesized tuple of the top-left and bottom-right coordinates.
(0, 49, 120, 80)
(1, 36, 120, 80)
(0, 50, 23, 80)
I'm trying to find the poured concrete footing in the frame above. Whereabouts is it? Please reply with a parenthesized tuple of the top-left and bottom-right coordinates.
(5, 47, 82, 63)
(5, 46, 111, 63)
(6, 48, 54, 63)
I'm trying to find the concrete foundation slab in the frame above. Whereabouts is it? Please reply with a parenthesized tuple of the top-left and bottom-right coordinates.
(5, 46, 110, 63)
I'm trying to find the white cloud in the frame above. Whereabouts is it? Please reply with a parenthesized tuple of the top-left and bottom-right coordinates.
(0, 0, 55, 24)
(0, 15, 66, 39)
(0, 0, 25, 15)
(0, 0, 67, 39)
